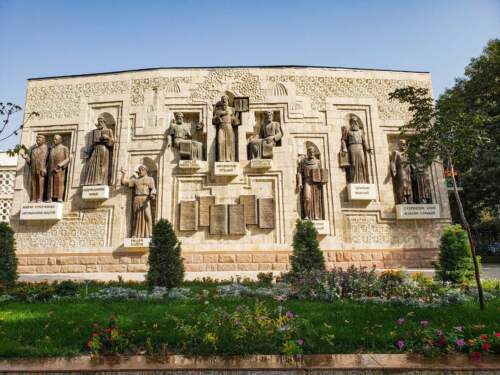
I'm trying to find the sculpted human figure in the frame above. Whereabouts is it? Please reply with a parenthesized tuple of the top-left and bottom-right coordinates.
(341, 115, 372, 183)
(296, 146, 328, 220)
(120, 165, 156, 238)
(390, 139, 413, 204)
(248, 110, 283, 159)
(21, 134, 49, 202)
(47, 134, 70, 202)
(167, 112, 203, 160)
(212, 95, 240, 162)
(83, 115, 114, 185)
(414, 167, 432, 204)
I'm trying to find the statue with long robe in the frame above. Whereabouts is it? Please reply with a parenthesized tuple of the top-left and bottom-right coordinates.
(296, 146, 328, 220)
(120, 165, 156, 238)
(390, 139, 413, 204)
(413, 167, 432, 204)
(248, 110, 283, 159)
(341, 115, 371, 183)
(83, 116, 114, 185)
(21, 134, 49, 202)
(47, 134, 70, 202)
(167, 112, 203, 160)
(212, 95, 240, 162)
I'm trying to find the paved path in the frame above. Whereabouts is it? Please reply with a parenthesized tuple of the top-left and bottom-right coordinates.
(19, 265, 500, 283)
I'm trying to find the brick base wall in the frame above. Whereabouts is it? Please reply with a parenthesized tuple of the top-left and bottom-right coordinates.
(17, 249, 438, 274)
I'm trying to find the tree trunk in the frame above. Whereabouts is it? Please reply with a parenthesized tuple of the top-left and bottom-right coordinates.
(449, 161, 485, 310)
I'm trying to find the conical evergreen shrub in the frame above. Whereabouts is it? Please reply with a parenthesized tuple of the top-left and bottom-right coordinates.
(0, 222, 18, 290)
(146, 219, 184, 288)
(289, 220, 325, 276)
(435, 224, 476, 284)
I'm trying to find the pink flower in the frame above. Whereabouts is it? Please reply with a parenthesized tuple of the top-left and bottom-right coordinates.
(397, 318, 405, 325)
(420, 320, 429, 327)
(396, 340, 405, 350)
(495, 332, 500, 337)
(286, 311, 295, 319)
(481, 342, 492, 351)
(436, 329, 443, 336)
(455, 326, 463, 332)
(455, 338, 465, 347)
(296, 339, 304, 346)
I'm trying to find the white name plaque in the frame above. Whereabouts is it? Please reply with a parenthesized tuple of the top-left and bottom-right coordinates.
(20, 202, 63, 221)
(396, 204, 441, 220)
(311, 220, 329, 235)
(124, 238, 151, 248)
(214, 162, 239, 176)
(179, 160, 202, 170)
(250, 159, 272, 169)
(347, 183, 377, 201)
(82, 185, 109, 200)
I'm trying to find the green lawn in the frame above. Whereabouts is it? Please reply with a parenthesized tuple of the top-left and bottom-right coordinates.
(0, 295, 498, 357)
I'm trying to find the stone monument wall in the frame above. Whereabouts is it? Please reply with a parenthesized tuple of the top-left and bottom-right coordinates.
(10, 66, 451, 274)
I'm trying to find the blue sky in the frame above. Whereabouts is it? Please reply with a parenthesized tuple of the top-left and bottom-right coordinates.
(0, 0, 498, 149)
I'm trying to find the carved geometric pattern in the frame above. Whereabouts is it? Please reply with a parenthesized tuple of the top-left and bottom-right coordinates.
(272, 82, 288, 96)
(131, 77, 190, 105)
(0, 170, 15, 196)
(0, 199, 12, 223)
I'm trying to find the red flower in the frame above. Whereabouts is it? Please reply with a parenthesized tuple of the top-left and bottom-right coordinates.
(92, 333, 99, 338)
(481, 342, 492, 351)
(435, 337, 447, 347)
(495, 332, 500, 337)
(470, 351, 481, 360)
(479, 334, 488, 340)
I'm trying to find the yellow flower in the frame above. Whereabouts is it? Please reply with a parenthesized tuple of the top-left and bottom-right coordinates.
(203, 332, 217, 346)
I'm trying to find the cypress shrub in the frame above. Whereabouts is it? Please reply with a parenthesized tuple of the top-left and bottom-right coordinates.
(289, 219, 325, 276)
(435, 224, 476, 284)
(0, 222, 18, 290)
(146, 219, 184, 288)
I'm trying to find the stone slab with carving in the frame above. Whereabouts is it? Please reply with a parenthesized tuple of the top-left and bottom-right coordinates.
(179, 200, 198, 231)
(178, 160, 203, 170)
(82, 185, 110, 200)
(198, 196, 215, 227)
(396, 204, 441, 220)
(210, 204, 228, 235)
(239, 195, 257, 225)
(311, 220, 329, 235)
(124, 237, 151, 248)
(258, 198, 275, 229)
(214, 162, 239, 176)
(347, 183, 377, 201)
(249, 159, 272, 170)
(20, 202, 63, 221)
(228, 204, 245, 235)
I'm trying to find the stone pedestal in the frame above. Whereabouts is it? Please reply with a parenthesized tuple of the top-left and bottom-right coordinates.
(347, 183, 377, 201)
(82, 185, 109, 200)
(124, 238, 151, 248)
(311, 220, 329, 235)
(214, 162, 239, 176)
(20, 202, 63, 221)
(249, 159, 272, 170)
(396, 204, 440, 220)
(178, 160, 203, 170)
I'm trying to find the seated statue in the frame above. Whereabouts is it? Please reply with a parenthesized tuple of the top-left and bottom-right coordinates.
(167, 112, 203, 160)
(248, 111, 283, 159)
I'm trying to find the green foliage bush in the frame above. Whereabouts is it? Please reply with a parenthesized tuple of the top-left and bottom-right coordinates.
(289, 220, 325, 276)
(0, 222, 17, 290)
(146, 219, 184, 288)
(435, 225, 475, 284)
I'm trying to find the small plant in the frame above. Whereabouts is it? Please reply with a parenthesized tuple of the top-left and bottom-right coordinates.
(289, 220, 325, 277)
(0, 222, 17, 291)
(87, 315, 129, 356)
(54, 280, 79, 297)
(146, 219, 184, 288)
(435, 225, 476, 284)
(256, 272, 274, 287)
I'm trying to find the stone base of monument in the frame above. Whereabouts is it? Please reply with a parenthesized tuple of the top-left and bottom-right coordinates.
(249, 159, 272, 169)
(396, 204, 440, 220)
(178, 160, 204, 170)
(214, 162, 239, 176)
(82, 185, 109, 200)
(347, 183, 377, 201)
(123, 238, 151, 248)
(20, 202, 63, 221)
(311, 220, 329, 235)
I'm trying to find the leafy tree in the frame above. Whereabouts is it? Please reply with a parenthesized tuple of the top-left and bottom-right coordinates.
(435, 225, 475, 284)
(0, 102, 39, 153)
(289, 220, 325, 276)
(146, 219, 184, 288)
(388, 41, 499, 309)
(0, 222, 18, 290)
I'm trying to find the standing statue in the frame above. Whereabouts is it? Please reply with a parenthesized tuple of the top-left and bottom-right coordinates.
(21, 134, 49, 202)
(167, 112, 204, 160)
(248, 110, 283, 159)
(47, 134, 70, 202)
(296, 146, 328, 220)
(83, 115, 114, 185)
(120, 165, 156, 238)
(341, 115, 372, 183)
(390, 139, 413, 204)
(413, 167, 432, 204)
(212, 95, 240, 162)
